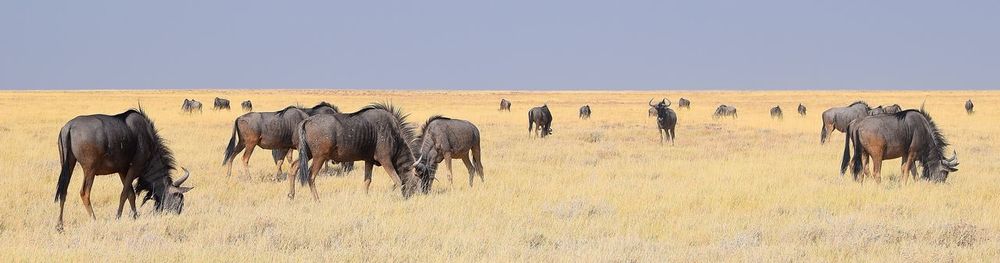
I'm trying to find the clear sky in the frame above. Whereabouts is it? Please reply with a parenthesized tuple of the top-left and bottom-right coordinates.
(1, 0, 998, 90)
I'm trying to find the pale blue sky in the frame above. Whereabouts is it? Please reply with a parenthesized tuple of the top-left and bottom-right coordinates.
(1, 0, 998, 90)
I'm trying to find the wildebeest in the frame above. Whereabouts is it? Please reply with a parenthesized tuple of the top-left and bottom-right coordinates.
(966, 100, 974, 114)
(841, 109, 959, 183)
(868, 104, 902, 116)
(55, 109, 193, 231)
(413, 116, 484, 192)
(770, 106, 783, 119)
(528, 105, 553, 138)
(499, 99, 512, 111)
(798, 104, 807, 116)
(241, 100, 253, 112)
(678, 98, 691, 109)
(649, 99, 677, 145)
(222, 102, 346, 179)
(214, 97, 231, 110)
(713, 105, 738, 119)
(295, 103, 422, 200)
(579, 105, 591, 119)
(820, 101, 870, 144)
(181, 99, 203, 114)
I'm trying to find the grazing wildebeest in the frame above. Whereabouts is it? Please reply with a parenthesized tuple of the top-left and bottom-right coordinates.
(181, 99, 203, 114)
(965, 100, 974, 115)
(820, 101, 870, 144)
(770, 106, 783, 119)
(648, 107, 657, 117)
(649, 99, 677, 145)
(295, 103, 422, 200)
(798, 104, 807, 116)
(55, 109, 193, 231)
(712, 105, 738, 119)
(841, 109, 959, 183)
(579, 105, 591, 119)
(413, 116, 484, 192)
(222, 102, 347, 179)
(499, 99, 512, 111)
(214, 97, 231, 110)
(678, 98, 691, 109)
(528, 105, 553, 138)
(241, 100, 253, 112)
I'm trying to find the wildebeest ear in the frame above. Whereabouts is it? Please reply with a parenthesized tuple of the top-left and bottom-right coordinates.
(178, 187, 193, 193)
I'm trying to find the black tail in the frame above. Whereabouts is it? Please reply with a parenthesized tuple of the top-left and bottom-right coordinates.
(55, 127, 75, 203)
(297, 121, 311, 186)
(222, 120, 241, 165)
(840, 128, 851, 175)
(850, 131, 864, 179)
(820, 119, 829, 144)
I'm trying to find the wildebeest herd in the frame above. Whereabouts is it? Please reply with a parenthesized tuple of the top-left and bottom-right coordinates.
(52, 95, 974, 230)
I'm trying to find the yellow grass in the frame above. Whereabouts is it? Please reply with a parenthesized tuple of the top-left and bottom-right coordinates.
(0, 90, 998, 261)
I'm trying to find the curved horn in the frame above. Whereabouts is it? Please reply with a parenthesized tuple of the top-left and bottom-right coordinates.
(946, 151, 957, 162)
(663, 98, 671, 107)
(415, 156, 423, 165)
(173, 167, 190, 187)
(648, 98, 656, 107)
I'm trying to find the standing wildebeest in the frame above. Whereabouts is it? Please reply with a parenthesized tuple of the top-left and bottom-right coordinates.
(868, 104, 902, 116)
(181, 99, 203, 114)
(965, 100, 974, 115)
(798, 104, 807, 116)
(222, 102, 345, 179)
(820, 101, 870, 144)
(770, 106, 783, 119)
(579, 105, 591, 119)
(712, 105, 738, 119)
(413, 116, 484, 192)
(214, 97, 231, 110)
(55, 109, 193, 231)
(528, 105, 553, 138)
(499, 99, 512, 111)
(841, 109, 959, 183)
(241, 100, 253, 112)
(649, 99, 677, 145)
(295, 103, 422, 200)
(678, 98, 691, 109)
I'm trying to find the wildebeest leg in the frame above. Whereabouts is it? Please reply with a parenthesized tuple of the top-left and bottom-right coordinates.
(80, 170, 97, 220)
(364, 161, 375, 195)
(225, 143, 246, 177)
(116, 172, 128, 219)
(871, 156, 883, 185)
(307, 158, 324, 201)
(471, 144, 484, 184)
(658, 128, 663, 144)
(460, 154, 475, 187)
(272, 149, 289, 179)
(528, 121, 534, 138)
(669, 128, 676, 146)
(378, 160, 405, 196)
(116, 170, 138, 219)
(443, 152, 454, 187)
(241, 143, 257, 179)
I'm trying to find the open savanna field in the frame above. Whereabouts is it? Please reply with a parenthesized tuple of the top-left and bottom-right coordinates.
(0, 90, 998, 261)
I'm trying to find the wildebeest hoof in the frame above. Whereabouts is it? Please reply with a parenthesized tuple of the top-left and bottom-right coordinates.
(55, 224, 64, 233)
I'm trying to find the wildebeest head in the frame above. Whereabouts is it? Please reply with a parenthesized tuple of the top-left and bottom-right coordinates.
(414, 152, 438, 193)
(142, 167, 193, 214)
(926, 151, 959, 182)
(649, 98, 671, 113)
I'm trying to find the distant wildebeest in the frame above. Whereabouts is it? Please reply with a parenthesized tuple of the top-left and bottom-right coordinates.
(499, 99, 512, 111)
(965, 100, 974, 115)
(820, 101, 870, 144)
(841, 109, 959, 183)
(648, 107, 657, 117)
(770, 106, 783, 119)
(868, 104, 902, 116)
(649, 98, 677, 145)
(214, 97, 231, 110)
(678, 98, 691, 109)
(241, 100, 253, 112)
(712, 105, 738, 119)
(181, 99, 203, 114)
(798, 104, 807, 116)
(222, 102, 347, 179)
(528, 105, 553, 138)
(55, 109, 193, 231)
(413, 116, 484, 192)
(579, 105, 591, 119)
(295, 103, 422, 200)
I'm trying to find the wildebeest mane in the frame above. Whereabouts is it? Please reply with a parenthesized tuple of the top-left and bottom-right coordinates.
(311, 101, 339, 113)
(414, 115, 452, 151)
(354, 102, 418, 149)
(848, 101, 868, 108)
(114, 108, 177, 208)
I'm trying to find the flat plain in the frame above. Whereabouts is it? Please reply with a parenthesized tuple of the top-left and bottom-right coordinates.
(0, 90, 997, 261)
